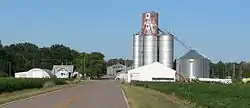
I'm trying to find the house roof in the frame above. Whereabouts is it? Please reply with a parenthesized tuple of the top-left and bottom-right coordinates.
(179, 50, 207, 60)
(42, 69, 55, 77)
(128, 62, 176, 74)
(27, 68, 55, 77)
(108, 63, 125, 68)
(52, 65, 74, 74)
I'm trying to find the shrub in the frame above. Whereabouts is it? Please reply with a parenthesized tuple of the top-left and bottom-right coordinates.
(52, 78, 67, 85)
(43, 81, 56, 88)
(0, 78, 68, 93)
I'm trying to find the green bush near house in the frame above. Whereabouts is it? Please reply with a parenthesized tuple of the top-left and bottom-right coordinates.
(132, 81, 250, 108)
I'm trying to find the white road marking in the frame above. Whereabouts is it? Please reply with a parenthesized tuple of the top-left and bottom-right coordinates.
(121, 88, 130, 108)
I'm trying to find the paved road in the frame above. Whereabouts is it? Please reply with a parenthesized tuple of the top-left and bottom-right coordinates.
(0, 80, 128, 108)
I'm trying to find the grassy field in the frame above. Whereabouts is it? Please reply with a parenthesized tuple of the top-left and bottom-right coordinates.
(132, 82, 250, 108)
(121, 84, 194, 108)
(0, 78, 84, 104)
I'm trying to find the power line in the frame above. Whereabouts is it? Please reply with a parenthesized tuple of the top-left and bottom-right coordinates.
(159, 28, 193, 50)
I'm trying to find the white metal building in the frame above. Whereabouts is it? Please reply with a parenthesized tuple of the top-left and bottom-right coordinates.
(15, 72, 28, 78)
(115, 72, 127, 80)
(127, 62, 176, 83)
(15, 68, 55, 78)
(106, 63, 132, 77)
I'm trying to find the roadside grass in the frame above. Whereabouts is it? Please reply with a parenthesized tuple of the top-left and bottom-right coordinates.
(121, 84, 195, 108)
(0, 80, 85, 104)
(133, 82, 250, 108)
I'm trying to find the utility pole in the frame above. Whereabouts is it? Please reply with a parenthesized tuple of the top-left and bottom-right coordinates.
(33, 59, 35, 68)
(124, 57, 127, 73)
(80, 60, 83, 73)
(225, 64, 227, 78)
(8, 62, 11, 77)
(232, 63, 235, 80)
(33, 55, 35, 68)
(239, 63, 243, 78)
(83, 57, 86, 72)
(83, 55, 86, 78)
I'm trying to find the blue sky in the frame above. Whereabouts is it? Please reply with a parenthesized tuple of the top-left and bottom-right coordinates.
(0, 0, 249, 62)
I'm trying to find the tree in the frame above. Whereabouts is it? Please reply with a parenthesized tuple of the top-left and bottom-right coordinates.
(0, 42, 106, 78)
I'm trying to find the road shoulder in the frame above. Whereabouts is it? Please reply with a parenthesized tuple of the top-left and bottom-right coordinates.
(121, 84, 194, 108)
(0, 81, 85, 105)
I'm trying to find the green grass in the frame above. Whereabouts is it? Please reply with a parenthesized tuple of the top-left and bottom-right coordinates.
(133, 82, 250, 108)
(121, 84, 194, 108)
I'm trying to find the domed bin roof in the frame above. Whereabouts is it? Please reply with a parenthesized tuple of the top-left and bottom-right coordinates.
(179, 50, 207, 60)
(27, 68, 55, 78)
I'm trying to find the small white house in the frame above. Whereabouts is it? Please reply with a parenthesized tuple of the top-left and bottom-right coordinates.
(127, 62, 176, 83)
(55, 69, 69, 78)
(15, 68, 54, 78)
(52, 65, 74, 78)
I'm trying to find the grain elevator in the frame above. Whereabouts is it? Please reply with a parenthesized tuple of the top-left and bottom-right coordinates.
(133, 11, 174, 69)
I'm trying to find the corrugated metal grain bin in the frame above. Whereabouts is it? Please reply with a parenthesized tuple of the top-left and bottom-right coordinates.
(176, 50, 210, 79)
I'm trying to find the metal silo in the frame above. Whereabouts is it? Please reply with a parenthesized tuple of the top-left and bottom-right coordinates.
(177, 50, 210, 79)
(133, 34, 142, 68)
(158, 33, 174, 68)
(143, 35, 157, 65)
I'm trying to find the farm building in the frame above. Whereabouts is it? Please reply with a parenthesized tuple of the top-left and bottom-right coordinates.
(14, 72, 28, 78)
(115, 72, 127, 80)
(106, 63, 132, 77)
(52, 65, 74, 78)
(15, 68, 55, 78)
(55, 69, 69, 78)
(127, 62, 176, 83)
(176, 50, 210, 79)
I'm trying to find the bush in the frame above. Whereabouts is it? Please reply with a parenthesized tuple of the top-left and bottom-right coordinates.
(43, 81, 56, 88)
(133, 82, 250, 108)
(52, 78, 68, 85)
(0, 78, 68, 93)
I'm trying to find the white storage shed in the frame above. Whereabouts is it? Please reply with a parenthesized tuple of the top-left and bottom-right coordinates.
(15, 68, 54, 78)
(127, 62, 176, 83)
(15, 72, 28, 78)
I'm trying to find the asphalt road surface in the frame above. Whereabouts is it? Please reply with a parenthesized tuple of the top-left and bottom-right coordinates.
(0, 80, 128, 108)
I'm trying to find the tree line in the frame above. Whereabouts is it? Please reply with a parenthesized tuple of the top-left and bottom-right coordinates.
(0, 42, 106, 78)
(210, 61, 250, 79)
(1, 42, 250, 79)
